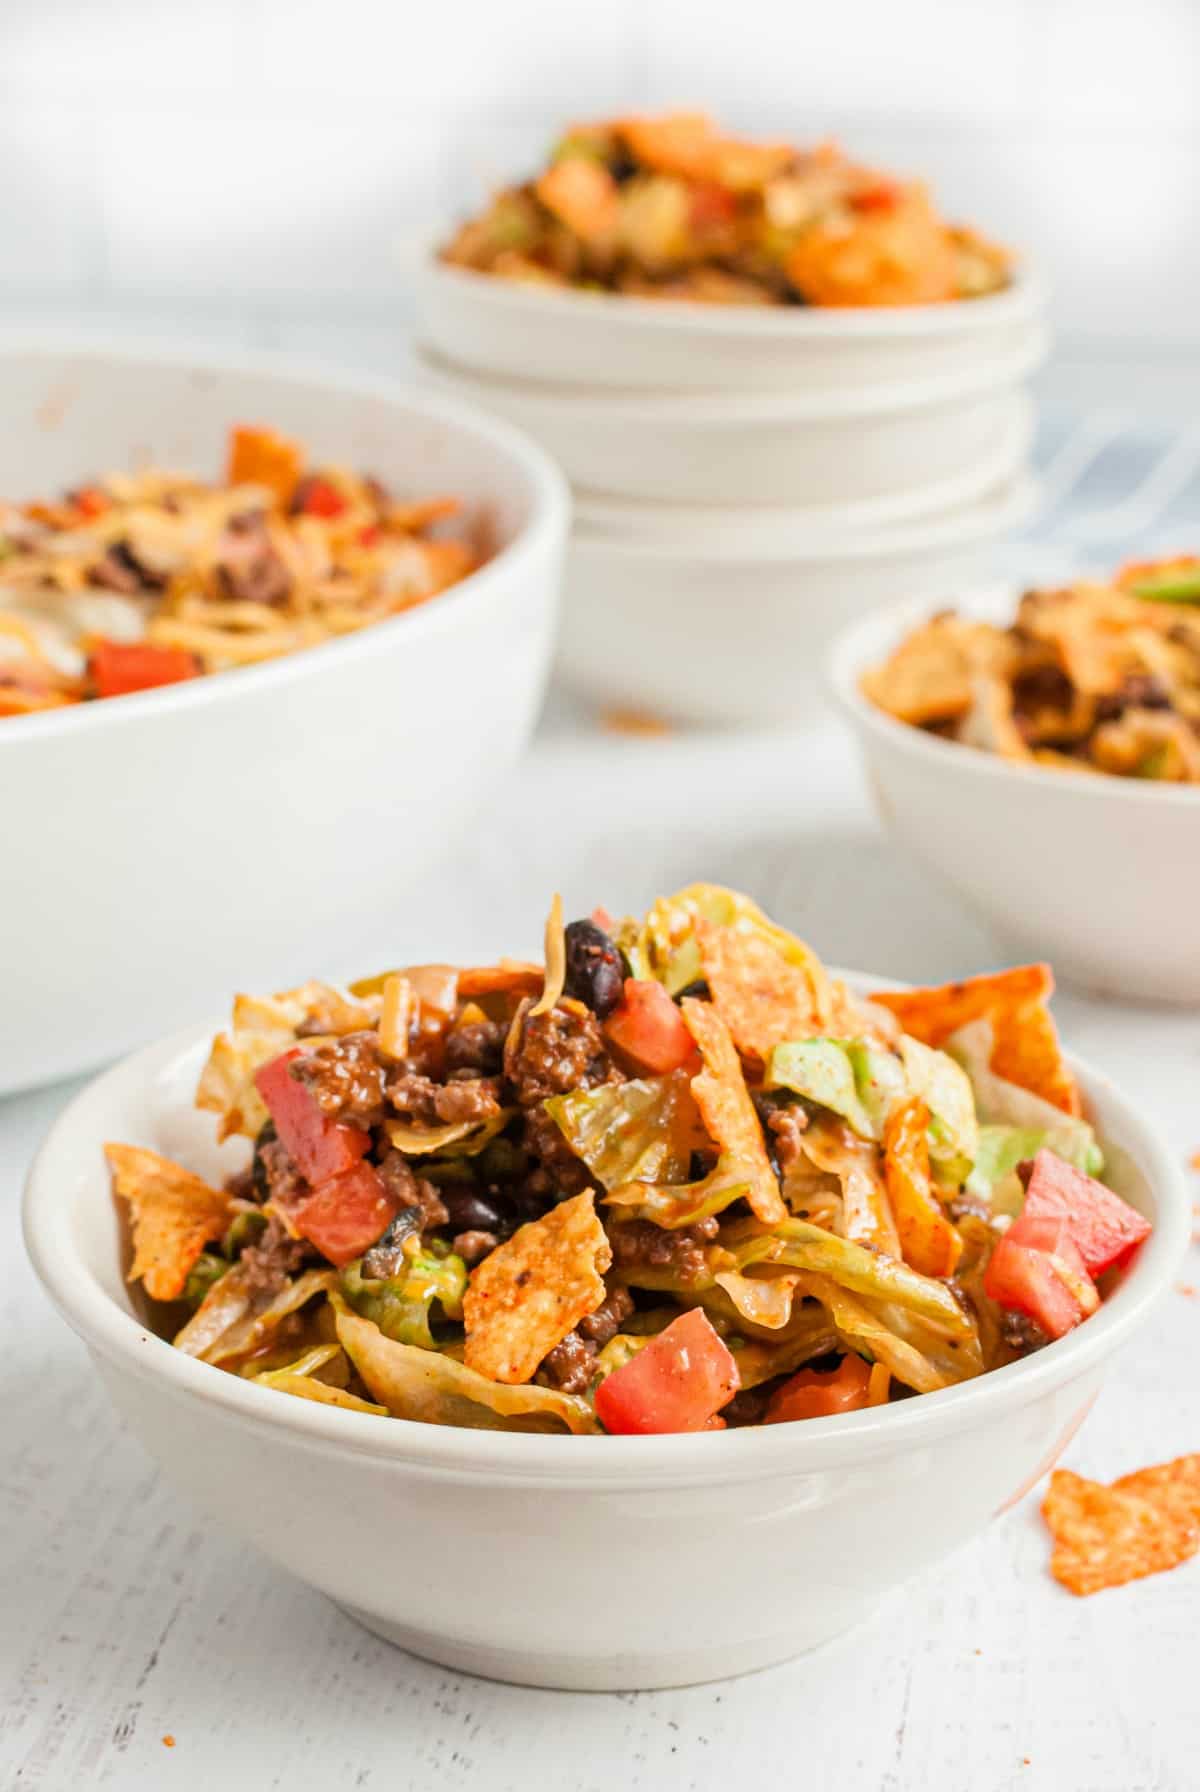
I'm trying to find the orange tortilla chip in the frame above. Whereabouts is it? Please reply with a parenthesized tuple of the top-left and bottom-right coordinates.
(107, 1143, 233, 1303)
(226, 424, 304, 509)
(463, 1192, 611, 1384)
(870, 964, 1081, 1116)
(681, 997, 786, 1225)
(1042, 1465, 1200, 1597)
(697, 920, 830, 1065)
(458, 961, 545, 999)
(882, 1097, 962, 1277)
(1115, 1454, 1200, 1527)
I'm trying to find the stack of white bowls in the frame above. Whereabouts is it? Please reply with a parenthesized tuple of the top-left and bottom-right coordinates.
(417, 261, 1047, 724)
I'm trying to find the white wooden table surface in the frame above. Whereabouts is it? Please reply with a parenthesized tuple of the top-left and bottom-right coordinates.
(3, 708, 1199, 1792)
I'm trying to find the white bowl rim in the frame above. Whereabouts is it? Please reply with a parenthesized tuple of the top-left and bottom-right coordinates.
(423, 255, 1048, 341)
(829, 584, 1200, 809)
(0, 336, 571, 748)
(23, 971, 1190, 1490)
(416, 330, 1049, 424)
(572, 474, 1039, 566)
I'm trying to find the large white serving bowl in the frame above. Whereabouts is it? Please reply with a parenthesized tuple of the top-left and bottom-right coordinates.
(24, 989, 1188, 1690)
(831, 591, 1200, 1004)
(561, 476, 1035, 725)
(0, 346, 569, 1095)
(420, 257, 1048, 394)
(417, 340, 1043, 509)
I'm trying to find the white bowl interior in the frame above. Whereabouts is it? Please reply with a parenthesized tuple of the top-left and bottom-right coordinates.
(0, 342, 545, 530)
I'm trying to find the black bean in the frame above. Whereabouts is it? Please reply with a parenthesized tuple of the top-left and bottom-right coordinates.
(440, 1185, 504, 1236)
(563, 918, 628, 1018)
(250, 1121, 278, 1202)
(674, 979, 710, 1002)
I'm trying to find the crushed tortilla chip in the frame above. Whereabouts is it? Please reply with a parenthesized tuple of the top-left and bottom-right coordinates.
(882, 1097, 963, 1278)
(1043, 1463, 1200, 1597)
(860, 615, 1003, 726)
(226, 423, 304, 508)
(196, 981, 380, 1140)
(869, 964, 1081, 1116)
(680, 996, 786, 1225)
(463, 1192, 612, 1384)
(107, 1143, 234, 1302)
(697, 919, 831, 1065)
(457, 961, 545, 999)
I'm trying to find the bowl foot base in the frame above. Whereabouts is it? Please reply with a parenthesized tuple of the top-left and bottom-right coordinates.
(334, 1598, 874, 1692)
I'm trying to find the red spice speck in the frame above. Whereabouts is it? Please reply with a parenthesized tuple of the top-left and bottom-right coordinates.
(1177, 1283, 1197, 1299)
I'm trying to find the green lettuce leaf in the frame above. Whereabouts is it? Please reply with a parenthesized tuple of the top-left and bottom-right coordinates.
(332, 1297, 599, 1432)
(341, 1249, 467, 1352)
(728, 1216, 974, 1338)
(766, 1039, 878, 1138)
(546, 1069, 700, 1189)
(947, 1019, 1102, 1176)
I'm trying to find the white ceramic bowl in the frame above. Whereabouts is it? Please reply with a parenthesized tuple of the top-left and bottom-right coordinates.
(420, 258, 1048, 394)
(417, 340, 1043, 509)
(574, 394, 1032, 537)
(831, 590, 1200, 1004)
(23, 995, 1188, 1691)
(0, 346, 569, 1095)
(561, 476, 1036, 725)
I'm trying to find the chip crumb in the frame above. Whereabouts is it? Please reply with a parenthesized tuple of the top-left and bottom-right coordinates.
(1177, 1283, 1197, 1299)
(162, 1735, 176, 1748)
(1189, 1150, 1200, 1172)
(1042, 1458, 1200, 1596)
(600, 706, 673, 737)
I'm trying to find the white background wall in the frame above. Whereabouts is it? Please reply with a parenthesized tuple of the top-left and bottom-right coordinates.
(0, 0, 1196, 376)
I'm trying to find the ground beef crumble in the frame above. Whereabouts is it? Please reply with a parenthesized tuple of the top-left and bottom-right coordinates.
(215, 510, 292, 606)
(444, 1020, 505, 1076)
(537, 1330, 597, 1394)
(537, 1287, 637, 1393)
(292, 1030, 386, 1128)
(386, 1068, 502, 1127)
(256, 1135, 306, 1209)
(375, 1150, 449, 1232)
(506, 1002, 620, 1106)
(766, 1104, 809, 1170)
(237, 1215, 311, 1297)
(1001, 1309, 1049, 1355)
(606, 1217, 719, 1285)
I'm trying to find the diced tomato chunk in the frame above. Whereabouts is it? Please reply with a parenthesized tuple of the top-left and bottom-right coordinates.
(983, 1210, 1096, 1341)
(289, 1160, 398, 1267)
(298, 476, 346, 518)
(1020, 1148, 1151, 1277)
(594, 1309, 738, 1435)
(690, 181, 737, 229)
(764, 1353, 872, 1424)
(89, 639, 200, 699)
(603, 978, 700, 1076)
(73, 485, 110, 520)
(852, 179, 902, 213)
(254, 1048, 371, 1185)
